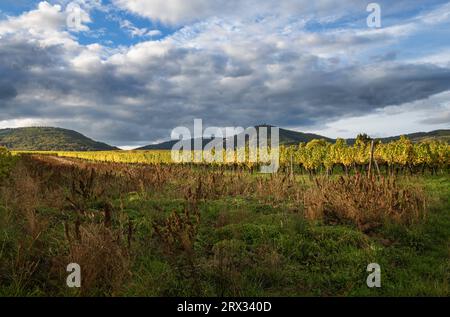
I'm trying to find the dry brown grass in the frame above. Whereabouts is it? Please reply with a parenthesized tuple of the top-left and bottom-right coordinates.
(0, 161, 50, 293)
(1, 158, 133, 295)
(304, 174, 427, 233)
(210, 239, 248, 296)
(1, 155, 434, 296)
(154, 202, 200, 258)
(153, 191, 203, 294)
(58, 223, 131, 296)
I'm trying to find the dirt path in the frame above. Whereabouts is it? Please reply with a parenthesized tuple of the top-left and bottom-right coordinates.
(30, 155, 83, 167)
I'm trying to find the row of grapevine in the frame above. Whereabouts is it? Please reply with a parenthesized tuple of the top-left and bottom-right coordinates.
(14, 136, 449, 174)
(280, 136, 449, 174)
(14, 150, 173, 165)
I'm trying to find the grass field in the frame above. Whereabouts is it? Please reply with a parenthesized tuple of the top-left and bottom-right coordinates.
(0, 153, 449, 296)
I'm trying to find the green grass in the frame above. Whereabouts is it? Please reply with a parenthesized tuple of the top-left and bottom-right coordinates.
(119, 175, 449, 296)
(0, 157, 448, 296)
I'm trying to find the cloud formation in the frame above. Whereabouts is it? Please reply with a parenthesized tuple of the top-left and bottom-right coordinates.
(0, 1, 449, 147)
(112, 0, 444, 25)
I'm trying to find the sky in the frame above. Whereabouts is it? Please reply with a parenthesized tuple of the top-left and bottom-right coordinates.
(0, 0, 449, 148)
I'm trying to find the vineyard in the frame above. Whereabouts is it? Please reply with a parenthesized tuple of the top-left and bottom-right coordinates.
(14, 136, 450, 174)
(1, 141, 449, 297)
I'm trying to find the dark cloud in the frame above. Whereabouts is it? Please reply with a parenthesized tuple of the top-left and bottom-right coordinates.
(1, 34, 450, 146)
(372, 52, 397, 63)
(0, 82, 17, 100)
(1, 0, 450, 147)
(419, 112, 450, 125)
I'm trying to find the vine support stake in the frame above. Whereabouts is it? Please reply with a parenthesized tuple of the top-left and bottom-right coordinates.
(368, 140, 375, 177)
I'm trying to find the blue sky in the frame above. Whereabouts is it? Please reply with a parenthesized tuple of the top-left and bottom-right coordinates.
(0, 1, 449, 148)
(0, 0, 177, 45)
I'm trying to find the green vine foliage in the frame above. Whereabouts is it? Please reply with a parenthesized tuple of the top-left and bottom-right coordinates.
(0, 147, 17, 180)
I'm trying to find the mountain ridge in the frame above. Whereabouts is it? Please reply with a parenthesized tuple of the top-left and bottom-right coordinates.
(0, 126, 448, 151)
(0, 127, 118, 151)
(136, 126, 334, 150)
(137, 127, 450, 150)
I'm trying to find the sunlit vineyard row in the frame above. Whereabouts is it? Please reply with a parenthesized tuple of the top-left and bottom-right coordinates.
(14, 150, 173, 165)
(14, 136, 449, 174)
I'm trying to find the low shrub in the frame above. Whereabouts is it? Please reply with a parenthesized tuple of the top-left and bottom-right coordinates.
(0, 147, 17, 180)
(304, 175, 427, 233)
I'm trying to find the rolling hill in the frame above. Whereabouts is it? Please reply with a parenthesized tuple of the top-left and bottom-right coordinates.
(379, 129, 450, 143)
(137, 125, 334, 150)
(0, 127, 118, 151)
(137, 126, 450, 150)
(0, 126, 448, 151)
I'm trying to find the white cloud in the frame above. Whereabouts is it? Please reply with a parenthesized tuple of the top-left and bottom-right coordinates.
(407, 49, 450, 67)
(0, 2, 65, 35)
(419, 2, 450, 24)
(147, 29, 162, 37)
(65, 2, 92, 32)
(118, 18, 162, 38)
(0, 1, 449, 146)
(307, 91, 450, 138)
(112, 0, 363, 25)
(0, 1, 94, 46)
(0, 118, 54, 129)
(119, 19, 147, 37)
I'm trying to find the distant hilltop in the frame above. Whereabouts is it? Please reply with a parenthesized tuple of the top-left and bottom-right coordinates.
(138, 127, 450, 150)
(0, 127, 118, 151)
(0, 126, 448, 151)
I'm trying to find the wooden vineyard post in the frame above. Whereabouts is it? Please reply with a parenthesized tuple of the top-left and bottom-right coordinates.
(368, 140, 381, 178)
(290, 152, 294, 180)
(368, 140, 374, 177)
(374, 150, 381, 178)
